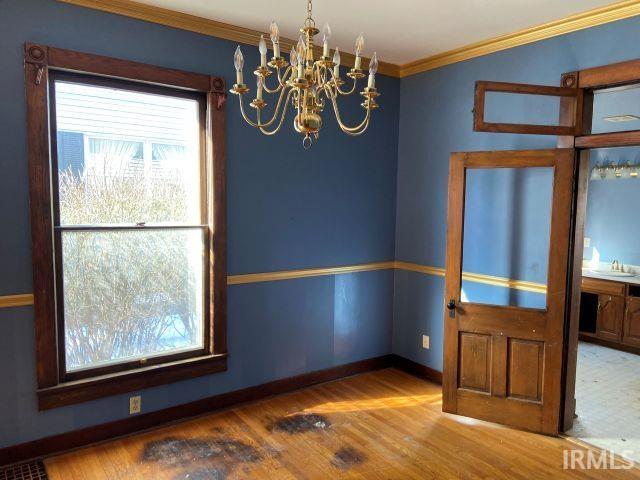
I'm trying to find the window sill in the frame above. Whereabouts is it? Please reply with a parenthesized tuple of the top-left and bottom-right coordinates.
(37, 353, 228, 410)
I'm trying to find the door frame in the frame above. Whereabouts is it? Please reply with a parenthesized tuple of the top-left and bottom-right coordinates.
(458, 58, 640, 434)
(559, 61, 640, 432)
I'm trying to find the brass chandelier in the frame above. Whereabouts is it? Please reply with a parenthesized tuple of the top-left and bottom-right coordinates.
(230, 0, 380, 148)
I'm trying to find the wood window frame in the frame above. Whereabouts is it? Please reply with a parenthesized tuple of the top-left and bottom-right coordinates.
(572, 58, 640, 148)
(24, 43, 228, 410)
(473, 80, 583, 136)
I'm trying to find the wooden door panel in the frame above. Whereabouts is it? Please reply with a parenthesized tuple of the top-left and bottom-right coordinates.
(507, 339, 544, 402)
(443, 148, 574, 436)
(597, 294, 623, 341)
(623, 297, 640, 347)
(457, 306, 546, 341)
(458, 333, 491, 393)
(456, 390, 544, 433)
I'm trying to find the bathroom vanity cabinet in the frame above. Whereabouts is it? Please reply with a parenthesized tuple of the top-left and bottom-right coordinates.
(580, 276, 640, 354)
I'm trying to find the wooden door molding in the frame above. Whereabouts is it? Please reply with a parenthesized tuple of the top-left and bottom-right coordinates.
(443, 148, 575, 435)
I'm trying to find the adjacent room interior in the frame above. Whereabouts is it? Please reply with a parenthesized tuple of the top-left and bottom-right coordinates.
(3, 0, 640, 479)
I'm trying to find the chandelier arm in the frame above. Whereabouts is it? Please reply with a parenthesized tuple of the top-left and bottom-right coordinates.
(264, 66, 293, 94)
(257, 89, 296, 135)
(327, 67, 357, 95)
(238, 85, 291, 128)
(341, 117, 371, 136)
(324, 85, 371, 134)
(337, 78, 358, 95)
(277, 65, 293, 87)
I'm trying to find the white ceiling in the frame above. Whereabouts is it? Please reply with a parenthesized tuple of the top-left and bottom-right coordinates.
(134, 0, 621, 64)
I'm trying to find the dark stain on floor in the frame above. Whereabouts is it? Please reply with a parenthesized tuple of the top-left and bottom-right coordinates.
(268, 413, 331, 434)
(173, 467, 226, 480)
(142, 435, 262, 479)
(331, 446, 367, 471)
(142, 437, 215, 467)
(209, 438, 262, 463)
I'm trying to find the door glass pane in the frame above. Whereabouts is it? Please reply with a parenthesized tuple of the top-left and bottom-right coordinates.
(592, 84, 640, 134)
(461, 167, 553, 309)
(62, 228, 205, 372)
(54, 80, 202, 225)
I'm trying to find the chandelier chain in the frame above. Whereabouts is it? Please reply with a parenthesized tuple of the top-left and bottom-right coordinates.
(305, 0, 315, 28)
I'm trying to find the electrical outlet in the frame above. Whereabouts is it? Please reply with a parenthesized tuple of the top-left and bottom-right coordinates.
(584, 237, 591, 248)
(422, 335, 430, 349)
(129, 395, 141, 415)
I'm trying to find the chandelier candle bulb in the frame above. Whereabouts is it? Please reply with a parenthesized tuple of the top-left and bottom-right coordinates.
(322, 23, 331, 57)
(256, 76, 263, 100)
(270, 19, 280, 58)
(333, 48, 341, 77)
(354, 32, 365, 69)
(234, 45, 244, 85)
(368, 52, 378, 88)
(259, 35, 267, 67)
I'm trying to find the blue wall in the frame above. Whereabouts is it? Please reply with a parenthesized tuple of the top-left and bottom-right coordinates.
(0, 0, 399, 448)
(393, 16, 640, 371)
(4, 0, 640, 452)
(584, 147, 640, 266)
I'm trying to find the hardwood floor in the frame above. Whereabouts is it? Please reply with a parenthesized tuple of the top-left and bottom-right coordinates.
(45, 368, 640, 479)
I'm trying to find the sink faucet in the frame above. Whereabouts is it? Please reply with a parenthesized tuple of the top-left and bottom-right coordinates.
(611, 260, 620, 271)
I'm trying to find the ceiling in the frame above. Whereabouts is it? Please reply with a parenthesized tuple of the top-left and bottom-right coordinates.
(133, 0, 621, 64)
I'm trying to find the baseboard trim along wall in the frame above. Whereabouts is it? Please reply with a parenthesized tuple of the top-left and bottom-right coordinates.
(0, 261, 547, 309)
(0, 354, 442, 467)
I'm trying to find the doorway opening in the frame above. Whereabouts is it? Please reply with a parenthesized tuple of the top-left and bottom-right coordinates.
(566, 143, 640, 462)
(443, 57, 640, 455)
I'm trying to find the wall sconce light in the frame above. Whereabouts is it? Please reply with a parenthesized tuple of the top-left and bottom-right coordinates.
(590, 158, 640, 180)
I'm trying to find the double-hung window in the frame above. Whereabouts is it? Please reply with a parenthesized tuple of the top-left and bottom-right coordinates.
(24, 44, 228, 409)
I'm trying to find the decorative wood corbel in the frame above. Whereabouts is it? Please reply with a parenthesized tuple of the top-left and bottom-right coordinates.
(24, 43, 48, 85)
(210, 76, 227, 110)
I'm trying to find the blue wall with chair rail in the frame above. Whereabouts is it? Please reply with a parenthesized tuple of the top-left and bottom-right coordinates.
(393, 15, 640, 372)
(3, 0, 640, 453)
(0, 0, 399, 449)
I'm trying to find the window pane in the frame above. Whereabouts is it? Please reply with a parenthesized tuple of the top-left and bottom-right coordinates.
(592, 84, 640, 134)
(151, 143, 188, 180)
(62, 228, 205, 372)
(54, 81, 202, 225)
(484, 92, 564, 127)
(461, 167, 553, 309)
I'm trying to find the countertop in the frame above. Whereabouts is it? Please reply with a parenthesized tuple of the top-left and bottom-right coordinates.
(582, 268, 640, 286)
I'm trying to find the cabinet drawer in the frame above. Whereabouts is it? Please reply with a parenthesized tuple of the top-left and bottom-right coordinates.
(582, 277, 626, 296)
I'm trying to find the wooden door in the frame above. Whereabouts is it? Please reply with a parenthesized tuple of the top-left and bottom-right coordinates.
(443, 148, 574, 435)
(623, 297, 640, 348)
(596, 294, 624, 342)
